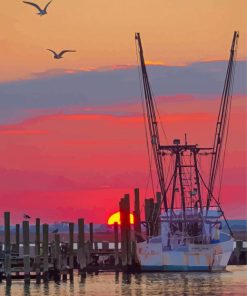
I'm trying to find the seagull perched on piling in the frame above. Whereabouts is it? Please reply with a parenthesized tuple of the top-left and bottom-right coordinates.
(46, 49, 76, 59)
(23, 1, 53, 16)
(23, 214, 31, 219)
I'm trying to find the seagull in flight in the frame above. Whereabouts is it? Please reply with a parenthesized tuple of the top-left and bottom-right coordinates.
(23, 214, 31, 219)
(23, 1, 53, 16)
(46, 49, 76, 59)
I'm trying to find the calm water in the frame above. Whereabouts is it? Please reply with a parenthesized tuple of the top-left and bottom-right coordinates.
(0, 266, 246, 296)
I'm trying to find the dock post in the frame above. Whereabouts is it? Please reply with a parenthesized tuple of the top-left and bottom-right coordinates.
(120, 194, 131, 271)
(15, 224, 20, 256)
(35, 218, 41, 284)
(15, 223, 20, 277)
(125, 194, 132, 268)
(134, 188, 142, 242)
(236, 240, 243, 265)
(120, 198, 127, 270)
(42, 224, 49, 283)
(154, 192, 161, 235)
(145, 198, 155, 238)
(23, 220, 30, 285)
(0, 242, 3, 283)
(54, 234, 61, 282)
(89, 222, 94, 250)
(69, 222, 74, 281)
(4, 212, 11, 286)
(78, 218, 86, 280)
(114, 222, 119, 268)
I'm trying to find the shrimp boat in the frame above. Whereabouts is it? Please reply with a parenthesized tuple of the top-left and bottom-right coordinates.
(135, 32, 239, 271)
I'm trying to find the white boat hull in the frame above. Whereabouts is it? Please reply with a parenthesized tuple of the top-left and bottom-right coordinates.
(136, 233, 234, 271)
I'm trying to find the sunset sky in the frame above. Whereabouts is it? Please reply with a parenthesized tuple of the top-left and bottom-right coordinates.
(0, 0, 246, 224)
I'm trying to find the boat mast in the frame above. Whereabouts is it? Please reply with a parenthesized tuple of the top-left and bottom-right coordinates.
(207, 31, 239, 211)
(135, 33, 168, 212)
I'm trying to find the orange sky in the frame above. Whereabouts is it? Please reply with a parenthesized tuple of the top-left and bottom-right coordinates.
(0, 0, 246, 81)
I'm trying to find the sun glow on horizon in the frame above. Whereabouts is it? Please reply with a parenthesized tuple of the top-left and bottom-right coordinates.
(107, 211, 134, 225)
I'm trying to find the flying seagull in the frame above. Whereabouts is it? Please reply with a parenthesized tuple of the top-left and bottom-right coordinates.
(46, 49, 76, 59)
(23, 1, 53, 16)
(23, 214, 31, 219)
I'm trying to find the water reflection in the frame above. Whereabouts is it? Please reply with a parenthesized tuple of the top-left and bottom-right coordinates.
(5, 286, 11, 296)
(43, 282, 50, 296)
(23, 284, 30, 296)
(0, 266, 245, 296)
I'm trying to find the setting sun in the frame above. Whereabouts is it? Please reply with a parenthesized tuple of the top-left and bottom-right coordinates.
(107, 211, 134, 225)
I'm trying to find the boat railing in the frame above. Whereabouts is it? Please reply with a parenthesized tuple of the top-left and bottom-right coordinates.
(170, 233, 211, 246)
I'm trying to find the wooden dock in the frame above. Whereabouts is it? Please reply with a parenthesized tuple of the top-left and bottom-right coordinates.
(0, 188, 246, 286)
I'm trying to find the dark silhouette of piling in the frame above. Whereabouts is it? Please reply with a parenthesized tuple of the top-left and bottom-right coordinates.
(15, 224, 20, 255)
(134, 188, 142, 242)
(54, 234, 61, 282)
(145, 198, 155, 237)
(4, 212, 11, 286)
(114, 222, 119, 268)
(35, 218, 41, 284)
(23, 220, 30, 285)
(119, 198, 127, 269)
(89, 222, 94, 250)
(78, 218, 86, 279)
(236, 240, 243, 265)
(119, 194, 131, 271)
(154, 192, 161, 235)
(42, 224, 49, 283)
(69, 223, 74, 281)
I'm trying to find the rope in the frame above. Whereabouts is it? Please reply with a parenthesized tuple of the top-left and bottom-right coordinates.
(197, 169, 234, 237)
(135, 40, 156, 200)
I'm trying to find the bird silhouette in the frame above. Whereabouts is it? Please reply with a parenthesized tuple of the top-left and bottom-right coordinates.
(23, 1, 53, 16)
(46, 49, 76, 59)
(52, 228, 59, 233)
(23, 214, 31, 219)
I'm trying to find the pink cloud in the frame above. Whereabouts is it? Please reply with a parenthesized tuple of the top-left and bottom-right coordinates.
(0, 95, 245, 221)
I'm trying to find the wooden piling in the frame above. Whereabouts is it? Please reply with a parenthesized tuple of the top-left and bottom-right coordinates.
(119, 194, 131, 271)
(89, 222, 94, 250)
(236, 240, 243, 265)
(134, 188, 142, 242)
(145, 198, 155, 237)
(125, 194, 132, 267)
(69, 222, 74, 281)
(35, 218, 41, 284)
(54, 234, 61, 282)
(15, 224, 20, 255)
(114, 222, 119, 268)
(119, 198, 127, 270)
(78, 218, 86, 279)
(154, 192, 161, 235)
(23, 220, 30, 285)
(4, 212, 11, 286)
(42, 224, 49, 283)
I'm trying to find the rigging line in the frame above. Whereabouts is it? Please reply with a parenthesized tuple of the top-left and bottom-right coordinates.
(146, 69, 169, 144)
(197, 169, 234, 237)
(218, 52, 237, 203)
(153, 170, 176, 226)
(152, 91, 169, 144)
(135, 41, 156, 199)
(150, 159, 174, 226)
(208, 33, 239, 206)
(144, 168, 152, 199)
